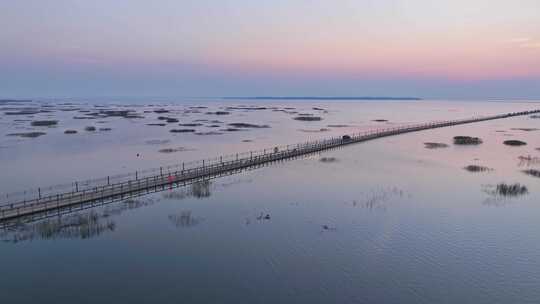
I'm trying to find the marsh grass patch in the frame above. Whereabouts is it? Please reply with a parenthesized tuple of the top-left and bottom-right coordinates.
(518, 155, 540, 167)
(7, 132, 46, 138)
(453, 136, 483, 145)
(504, 140, 527, 146)
(510, 128, 539, 132)
(424, 142, 449, 149)
(484, 183, 528, 197)
(464, 165, 493, 173)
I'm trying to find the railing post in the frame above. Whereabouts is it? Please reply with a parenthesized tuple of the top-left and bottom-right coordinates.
(38, 187, 41, 199)
(75, 182, 78, 192)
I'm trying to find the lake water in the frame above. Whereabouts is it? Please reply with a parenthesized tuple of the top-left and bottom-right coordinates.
(1, 99, 540, 303)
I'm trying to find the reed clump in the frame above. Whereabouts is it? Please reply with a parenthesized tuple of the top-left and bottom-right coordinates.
(453, 136, 483, 145)
(320, 157, 338, 163)
(7, 132, 46, 138)
(504, 140, 527, 146)
(523, 169, 540, 178)
(493, 183, 528, 197)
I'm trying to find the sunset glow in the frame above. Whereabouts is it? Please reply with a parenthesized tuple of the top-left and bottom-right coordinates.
(1, 0, 539, 98)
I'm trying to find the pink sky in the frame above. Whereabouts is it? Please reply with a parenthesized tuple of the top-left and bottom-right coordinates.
(1, 0, 539, 98)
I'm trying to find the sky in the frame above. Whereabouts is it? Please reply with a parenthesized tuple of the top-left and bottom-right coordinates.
(1, 0, 539, 99)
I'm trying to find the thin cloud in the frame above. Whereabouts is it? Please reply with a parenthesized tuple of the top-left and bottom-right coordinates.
(520, 42, 540, 49)
(507, 37, 540, 49)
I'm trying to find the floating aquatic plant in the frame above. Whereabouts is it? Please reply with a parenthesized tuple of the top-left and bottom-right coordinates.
(504, 140, 527, 146)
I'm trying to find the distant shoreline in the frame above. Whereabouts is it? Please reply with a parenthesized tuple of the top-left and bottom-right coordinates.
(222, 96, 422, 101)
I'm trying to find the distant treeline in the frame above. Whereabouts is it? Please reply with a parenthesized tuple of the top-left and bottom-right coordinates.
(0, 99, 32, 104)
(222, 96, 422, 101)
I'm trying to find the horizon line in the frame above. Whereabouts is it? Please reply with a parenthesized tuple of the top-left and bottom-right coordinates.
(222, 96, 422, 101)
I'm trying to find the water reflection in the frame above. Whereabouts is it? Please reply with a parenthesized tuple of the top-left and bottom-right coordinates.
(0, 197, 161, 243)
(192, 180, 211, 198)
(0, 211, 115, 243)
(168, 211, 202, 228)
(482, 183, 530, 207)
(162, 179, 212, 200)
(352, 187, 407, 211)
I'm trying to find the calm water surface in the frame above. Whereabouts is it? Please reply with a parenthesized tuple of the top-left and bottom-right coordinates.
(1, 99, 540, 303)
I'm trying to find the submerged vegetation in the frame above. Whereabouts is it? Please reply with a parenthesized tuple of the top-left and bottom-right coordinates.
(453, 136, 483, 145)
(31, 120, 58, 126)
